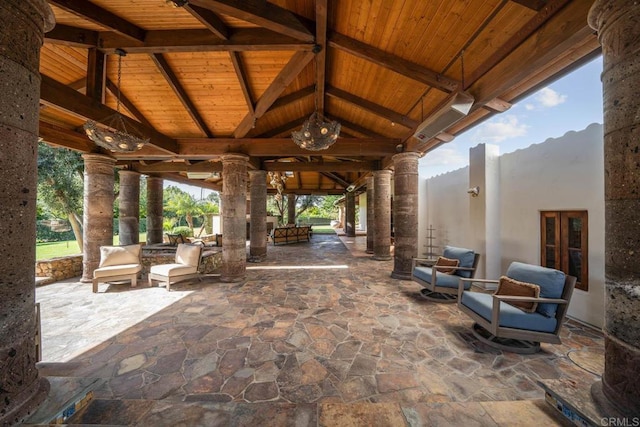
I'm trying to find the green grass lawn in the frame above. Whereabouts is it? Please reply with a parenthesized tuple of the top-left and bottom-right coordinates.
(36, 227, 337, 260)
(36, 233, 147, 260)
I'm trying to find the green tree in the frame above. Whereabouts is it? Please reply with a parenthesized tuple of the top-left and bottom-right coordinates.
(37, 143, 84, 248)
(165, 188, 199, 230)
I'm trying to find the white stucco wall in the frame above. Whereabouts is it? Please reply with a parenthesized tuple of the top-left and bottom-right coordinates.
(418, 123, 605, 328)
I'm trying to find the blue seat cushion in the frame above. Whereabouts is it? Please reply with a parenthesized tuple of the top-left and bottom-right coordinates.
(413, 266, 470, 290)
(461, 291, 557, 333)
(506, 262, 565, 318)
(443, 246, 475, 278)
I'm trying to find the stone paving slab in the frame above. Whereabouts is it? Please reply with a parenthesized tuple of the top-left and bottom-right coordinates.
(35, 234, 603, 425)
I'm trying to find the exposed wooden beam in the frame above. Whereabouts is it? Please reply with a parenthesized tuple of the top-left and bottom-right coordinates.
(467, 0, 573, 87)
(326, 86, 418, 129)
(270, 85, 315, 111)
(86, 48, 106, 103)
(162, 172, 222, 192)
(68, 78, 86, 91)
(39, 121, 96, 153)
(48, 0, 146, 42)
(150, 53, 213, 138)
(97, 28, 313, 54)
(259, 117, 307, 138)
(329, 32, 460, 94)
(177, 138, 399, 157)
(326, 115, 386, 139)
(265, 161, 375, 172)
(483, 97, 512, 113)
(184, 4, 229, 39)
(44, 24, 98, 48)
(234, 51, 315, 138)
(468, 0, 593, 106)
(105, 79, 152, 128)
(229, 52, 255, 116)
(40, 74, 178, 154)
(188, 0, 314, 42)
(130, 161, 223, 173)
(511, 0, 547, 11)
(315, 0, 328, 114)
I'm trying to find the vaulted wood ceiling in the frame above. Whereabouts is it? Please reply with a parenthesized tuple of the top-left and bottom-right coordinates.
(38, 0, 600, 194)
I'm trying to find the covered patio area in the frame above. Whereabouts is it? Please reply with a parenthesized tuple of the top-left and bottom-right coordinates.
(33, 234, 601, 425)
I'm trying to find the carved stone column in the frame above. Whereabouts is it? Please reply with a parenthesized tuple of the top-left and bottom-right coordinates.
(391, 152, 419, 279)
(0, 1, 54, 424)
(589, 0, 640, 417)
(373, 170, 392, 261)
(221, 154, 248, 282)
(366, 177, 375, 253)
(345, 191, 356, 237)
(81, 154, 116, 282)
(146, 177, 163, 245)
(249, 170, 267, 262)
(118, 170, 140, 245)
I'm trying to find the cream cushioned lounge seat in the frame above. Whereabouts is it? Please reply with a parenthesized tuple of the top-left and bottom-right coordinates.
(148, 243, 202, 291)
(92, 244, 142, 293)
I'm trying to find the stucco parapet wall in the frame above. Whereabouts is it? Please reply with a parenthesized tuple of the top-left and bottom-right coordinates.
(35, 250, 223, 284)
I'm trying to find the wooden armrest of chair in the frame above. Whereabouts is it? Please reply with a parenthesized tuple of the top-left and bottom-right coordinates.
(457, 278, 499, 299)
(492, 295, 568, 304)
(412, 258, 438, 268)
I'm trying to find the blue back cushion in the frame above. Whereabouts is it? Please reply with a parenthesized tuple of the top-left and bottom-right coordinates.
(443, 246, 475, 278)
(506, 262, 565, 318)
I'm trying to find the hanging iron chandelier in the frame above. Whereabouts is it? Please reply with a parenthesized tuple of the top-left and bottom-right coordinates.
(83, 49, 149, 152)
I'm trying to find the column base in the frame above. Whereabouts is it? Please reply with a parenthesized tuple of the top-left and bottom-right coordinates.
(598, 334, 640, 416)
(1, 377, 49, 426)
(372, 255, 392, 261)
(220, 275, 246, 283)
(79, 277, 92, 283)
(365, 249, 374, 254)
(247, 254, 266, 263)
(390, 270, 412, 280)
(591, 381, 634, 419)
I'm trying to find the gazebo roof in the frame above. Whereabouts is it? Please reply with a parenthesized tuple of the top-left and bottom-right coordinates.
(39, 0, 600, 194)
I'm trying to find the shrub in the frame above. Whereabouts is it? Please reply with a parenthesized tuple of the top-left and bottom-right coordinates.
(171, 226, 193, 237)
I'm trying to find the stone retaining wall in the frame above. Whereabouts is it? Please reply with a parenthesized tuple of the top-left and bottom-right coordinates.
(35, 250, 223, 284)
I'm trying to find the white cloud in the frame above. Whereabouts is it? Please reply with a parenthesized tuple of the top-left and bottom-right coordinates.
(535, 87, 567, 108)
(525, 103, 535, 111)
(422, 146, 467, 168)
(473, 115, 528, 143)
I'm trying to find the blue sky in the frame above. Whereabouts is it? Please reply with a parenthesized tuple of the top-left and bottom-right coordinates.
(168, 55, 604, 196)
(420, 55, 604, 177)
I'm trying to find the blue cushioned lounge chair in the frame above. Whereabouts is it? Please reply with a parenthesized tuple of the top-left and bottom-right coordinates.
(457, 261, 576, 354)
(411, 246, 480, 303)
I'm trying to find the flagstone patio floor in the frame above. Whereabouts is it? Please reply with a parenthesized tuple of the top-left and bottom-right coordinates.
(32, 233, 603, 426)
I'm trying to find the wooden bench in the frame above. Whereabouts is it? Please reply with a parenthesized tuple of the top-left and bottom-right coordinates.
(271, 226, 311, 245)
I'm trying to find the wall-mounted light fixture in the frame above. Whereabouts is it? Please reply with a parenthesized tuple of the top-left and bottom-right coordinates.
(467, 186, 480, 197)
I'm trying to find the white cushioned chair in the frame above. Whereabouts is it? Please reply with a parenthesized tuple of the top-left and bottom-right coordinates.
(412, 245, 480, 302)
(93, 244, 142, 293)
(148, 243, 203, 291)
(457, 261, 576, 353)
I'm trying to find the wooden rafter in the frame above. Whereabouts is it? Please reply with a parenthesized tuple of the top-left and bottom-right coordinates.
(326, 115, 385, 139)
(328, 32, 460, 94)
(105, 80, 153, 128)
(315, 0, 328, 114)
(188, 0, 314, 42)
(259, 117, 307, 138)
(511, 0, 547, 11)
(270, 86, 315, 111)
(326, 86, 418, 129)
(44, 24, 98, 48)
(129, 161, 223, 174)
(229, 53, 255, 116)
(264, 161, 375, 172)
(40, 74, 179, 154)
(47, 0, 146, 42)
(86, 48, 105, 103)
(183, 4, 229, 39)
(58, 28, 314, 54)
(150, 53, 213, 138)
(234, 51, 315, 138)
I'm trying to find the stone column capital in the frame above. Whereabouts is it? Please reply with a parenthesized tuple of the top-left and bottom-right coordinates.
(81, 153, 117, 166)
(373, 169, 392, 177)
(118, 169, 141, 177)
(589, 0, 640, 56)
(221, 153, 250, 165)
(392, 151, 420, 164)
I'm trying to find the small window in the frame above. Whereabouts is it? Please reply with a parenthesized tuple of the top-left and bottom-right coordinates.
(540, 211, 588, 291)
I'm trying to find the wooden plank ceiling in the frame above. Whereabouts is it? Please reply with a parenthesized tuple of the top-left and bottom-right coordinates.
(39, 0, 600, 194)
